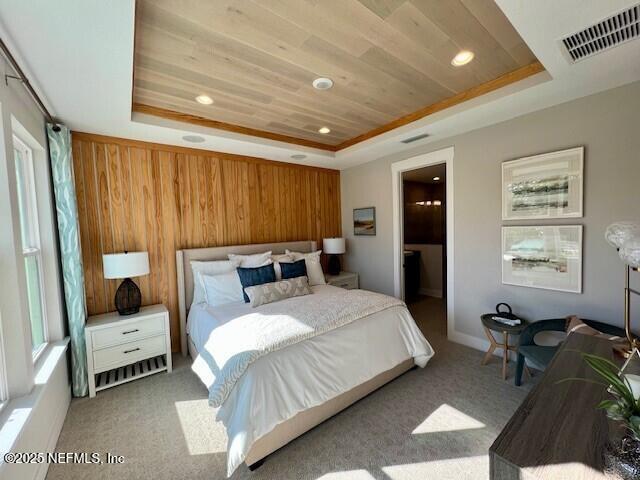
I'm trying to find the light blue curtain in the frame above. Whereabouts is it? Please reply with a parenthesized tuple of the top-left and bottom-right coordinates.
(47, 124, 88, 397)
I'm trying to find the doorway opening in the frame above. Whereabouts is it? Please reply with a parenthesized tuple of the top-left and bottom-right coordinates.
(402, 164, 447, 335)
(392, 147, 454, 341)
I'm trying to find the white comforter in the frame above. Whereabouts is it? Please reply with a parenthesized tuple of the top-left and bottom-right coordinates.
(188, 285, 434, 476)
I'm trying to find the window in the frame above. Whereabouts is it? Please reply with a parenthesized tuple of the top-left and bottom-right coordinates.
(13, 136, 47, 357)
(0, 312, 7, 405)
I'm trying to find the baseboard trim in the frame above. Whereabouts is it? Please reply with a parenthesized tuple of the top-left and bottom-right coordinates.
(448, 329, 490, 352)
(448, 328, 518, 361)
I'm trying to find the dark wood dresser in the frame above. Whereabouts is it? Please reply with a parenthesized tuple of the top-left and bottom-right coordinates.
(490, 333, 619, 480)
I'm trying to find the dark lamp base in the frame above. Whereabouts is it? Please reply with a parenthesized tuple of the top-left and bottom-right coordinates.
(115, 278, 142, 315)
(327, 254, 341, 276)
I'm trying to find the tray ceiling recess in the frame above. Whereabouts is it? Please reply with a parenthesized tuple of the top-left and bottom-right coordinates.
(133, 0, 544, 151)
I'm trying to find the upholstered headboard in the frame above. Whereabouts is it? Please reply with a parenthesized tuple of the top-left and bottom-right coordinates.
(176, 240, 317, 355)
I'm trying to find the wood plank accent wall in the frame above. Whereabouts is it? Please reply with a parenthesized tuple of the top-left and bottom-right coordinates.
(71, 132, 341, 351)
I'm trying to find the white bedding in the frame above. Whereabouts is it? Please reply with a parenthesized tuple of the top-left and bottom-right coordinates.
(188, 285, 434, 476)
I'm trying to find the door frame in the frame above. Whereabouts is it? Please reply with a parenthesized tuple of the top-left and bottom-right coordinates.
(391, 146, 454, 334)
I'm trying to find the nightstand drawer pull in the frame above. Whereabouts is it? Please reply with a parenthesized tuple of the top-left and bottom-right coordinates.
(91, 315, 164, 349)
(339, 283, 349, 288)
(92, 335, 166, 373)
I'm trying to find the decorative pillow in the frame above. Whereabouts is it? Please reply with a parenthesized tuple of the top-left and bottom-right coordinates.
(280, 259, 307, 280)
(244, 276, 312, 308)
(285, 249, 326, 286)
(271, 253, 293, 280)
(236, 263, 277, 302)
(565, 315, 627, 348)
(201, 270, 244, 307)
(228, 251, 272, 268)
(190, 259, 240, 306)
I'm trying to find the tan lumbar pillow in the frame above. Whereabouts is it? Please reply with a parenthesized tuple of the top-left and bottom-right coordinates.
(565, 315, 627, 347)
(244, 276, 312, 308)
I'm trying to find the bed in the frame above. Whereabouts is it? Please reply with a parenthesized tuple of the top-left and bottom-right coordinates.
(176, 241, 434, 476)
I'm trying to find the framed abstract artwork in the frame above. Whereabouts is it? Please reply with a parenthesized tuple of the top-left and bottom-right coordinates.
(502, 225, 583, 293)
(354, 207, 376, 236)
(502, 147, 584, 220)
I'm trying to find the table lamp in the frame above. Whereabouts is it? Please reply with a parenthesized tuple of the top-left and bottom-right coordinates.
(323, 238, 346, 276)
(102, 251, 150, 315)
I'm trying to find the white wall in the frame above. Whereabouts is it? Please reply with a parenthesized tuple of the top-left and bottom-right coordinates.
(342, 80, 640, 346)
(0, 47, 70, 480)
(1, 342, 70, 480)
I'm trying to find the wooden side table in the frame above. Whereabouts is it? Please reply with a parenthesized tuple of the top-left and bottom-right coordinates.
(480, 314, 529, 380)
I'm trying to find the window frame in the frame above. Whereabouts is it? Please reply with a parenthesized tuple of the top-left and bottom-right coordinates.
(13, 134, 49, 360)
(0, 311, 8, 407)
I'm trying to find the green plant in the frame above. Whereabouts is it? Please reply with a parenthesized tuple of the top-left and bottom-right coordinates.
(560, 352, 640, 442)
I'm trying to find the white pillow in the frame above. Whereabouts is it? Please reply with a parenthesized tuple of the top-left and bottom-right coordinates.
(271, 253, 293, 280)
(285, 249, 326, 286)
(201, 270, 244, 307)
(191, 259, 239, 305)
(228, 251, 272, 268)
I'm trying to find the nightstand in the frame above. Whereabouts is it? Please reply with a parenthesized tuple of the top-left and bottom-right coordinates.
(325, 271, 359, 290)
(85, 304, 172, 398)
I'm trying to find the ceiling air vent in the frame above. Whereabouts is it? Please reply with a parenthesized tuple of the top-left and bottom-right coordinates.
(401, 133, 430, 144)
(561, 4, 640, 63)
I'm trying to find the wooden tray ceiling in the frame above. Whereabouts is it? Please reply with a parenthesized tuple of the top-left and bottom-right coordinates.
(133, 0, 542, 151)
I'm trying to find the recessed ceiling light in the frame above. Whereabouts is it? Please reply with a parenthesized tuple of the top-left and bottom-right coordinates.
(182, 135, 205, 143)
(451, 50, 474, 66)
(195, 94, 214, 105)
(318, 126, 331, 134)
(433, 176, 440, 181)
(312, 77, 333, 90)
(291, 154, 307, 160)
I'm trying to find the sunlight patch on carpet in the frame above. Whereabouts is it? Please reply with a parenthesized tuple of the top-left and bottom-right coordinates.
(174, 400, 227, 455)
(382, 455, 488, 480)
(316, 470, 377, 480)
(412, 404, 485, 434)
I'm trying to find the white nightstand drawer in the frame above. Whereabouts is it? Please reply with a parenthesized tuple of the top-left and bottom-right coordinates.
(332, 277, 358, 289)
(93, 335, 167, 373)
(91, 315, 165, 350)
(326, 272, 359, 290)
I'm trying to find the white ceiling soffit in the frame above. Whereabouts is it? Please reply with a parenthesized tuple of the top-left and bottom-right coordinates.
(560, 3, 640, 63)
(1, 1, 640, 171)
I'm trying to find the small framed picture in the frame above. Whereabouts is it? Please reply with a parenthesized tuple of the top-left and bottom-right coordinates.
(502, 147, 584, 220)
(354, 207, 376, 236)
(502, 225, 583, 293)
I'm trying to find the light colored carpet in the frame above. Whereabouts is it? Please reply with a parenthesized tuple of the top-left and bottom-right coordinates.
(47, 297, 534, 480)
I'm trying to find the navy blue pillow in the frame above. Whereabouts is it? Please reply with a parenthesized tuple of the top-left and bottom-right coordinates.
(237, 264, 276, 302)
(280, 259, 307, 280)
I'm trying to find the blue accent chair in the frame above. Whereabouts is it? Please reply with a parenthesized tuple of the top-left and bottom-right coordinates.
(515, 318, 626, 386)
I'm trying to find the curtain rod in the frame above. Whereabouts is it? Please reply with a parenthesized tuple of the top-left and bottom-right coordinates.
(0, 37, 60, 131)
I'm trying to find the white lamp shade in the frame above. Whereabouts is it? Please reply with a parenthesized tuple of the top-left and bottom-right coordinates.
(323, 237, 346, 254)
(605, 222, 640, 249)
(103, 252, 150, 279)
(620, 237, 640, 269)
